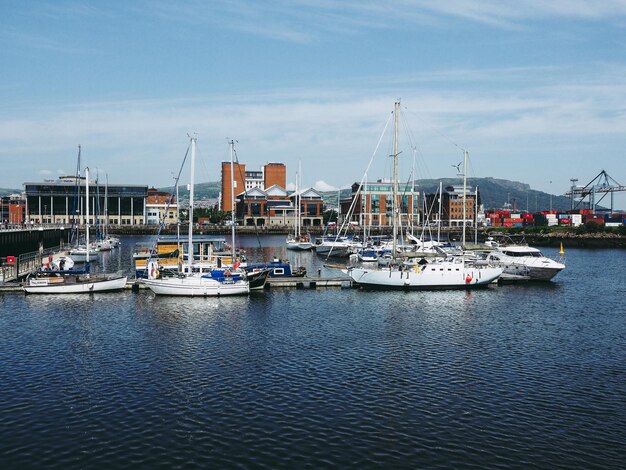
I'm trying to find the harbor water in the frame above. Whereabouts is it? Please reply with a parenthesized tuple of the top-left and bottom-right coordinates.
(1, 235, 625, 468)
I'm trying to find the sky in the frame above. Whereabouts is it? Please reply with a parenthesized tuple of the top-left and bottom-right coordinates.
(2, 0, 626, 208)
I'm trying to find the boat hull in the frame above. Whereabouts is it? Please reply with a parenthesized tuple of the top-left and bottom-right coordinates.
(286, 241, 314, 251)
(486, 252, 565, 281)
(348, 264, 502, 290)
(314, 244, 351, 257)
(143, 276, 249, 296)
(23, 275, 127, 294)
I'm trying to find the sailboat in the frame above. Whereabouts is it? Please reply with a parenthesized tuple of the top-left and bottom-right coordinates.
(142, 135, 250, 296)
(345, 101, 502, 289)
(286, 161, 313, 250)
(23, 167, 127, 294)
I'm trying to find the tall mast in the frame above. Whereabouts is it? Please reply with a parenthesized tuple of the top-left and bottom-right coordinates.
(392, 100, 400, 258)
(411, 147, 416, 235)
(95, 170, 100, 241)
(474, 185, 479, 244)
(85, 167, 90, 270)
(295, 167, 299, 238)
(297, 160, 301, 238)
(462, 148, 468, 247)
(437, 181, 442, 243)
(104, 174, 109, 238)
(229, 140, 236, 264)
(187, 135, 197, 274)
(175, 173, 180, 249)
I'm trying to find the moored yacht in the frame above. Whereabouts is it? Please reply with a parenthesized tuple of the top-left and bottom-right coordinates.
(485, 245, 565, 281)
(343, 101, 502, 289)
(142, 136, 249, 297)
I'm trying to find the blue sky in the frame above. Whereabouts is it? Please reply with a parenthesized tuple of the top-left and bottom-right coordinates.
(2, 1, 626, 208)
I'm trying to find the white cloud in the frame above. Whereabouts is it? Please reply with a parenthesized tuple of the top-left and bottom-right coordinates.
(144, 0, 626, 42)
(2, 65, 626, 197)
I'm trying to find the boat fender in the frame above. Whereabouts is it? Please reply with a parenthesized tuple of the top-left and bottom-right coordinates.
(147, 261, 159, 280)
(465, 275, 472, 283)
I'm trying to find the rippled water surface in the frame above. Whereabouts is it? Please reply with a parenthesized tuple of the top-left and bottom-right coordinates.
(1, 236, 625, 468)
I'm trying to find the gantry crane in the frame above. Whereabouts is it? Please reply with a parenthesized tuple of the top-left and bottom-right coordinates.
(564, 170, 626, 213)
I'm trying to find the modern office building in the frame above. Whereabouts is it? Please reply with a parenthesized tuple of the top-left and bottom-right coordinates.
(424, 185, 477, 227)
(340, 180, 421, 227)
(23, 176, 149, 225)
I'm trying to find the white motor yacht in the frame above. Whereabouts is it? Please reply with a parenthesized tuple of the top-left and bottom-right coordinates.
(486, 245, 565, 281)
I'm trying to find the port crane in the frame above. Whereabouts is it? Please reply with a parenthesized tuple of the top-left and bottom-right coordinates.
(564, 170, 626, 213)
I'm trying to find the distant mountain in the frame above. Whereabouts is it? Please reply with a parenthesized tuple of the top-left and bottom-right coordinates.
(160, 177, 574, 212)
(158, 181, 221, 201)
(323, 177, 573, 212)
(0, 188, 21, 197)
(413, 177, 572, 212)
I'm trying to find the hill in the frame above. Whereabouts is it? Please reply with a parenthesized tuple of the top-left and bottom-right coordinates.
(158, 181, 221, 201)
(413, 177, 572, 212)
(0, 188, 21, 197)
(322, 177, 572, 212)
(159, 177, 574, 212)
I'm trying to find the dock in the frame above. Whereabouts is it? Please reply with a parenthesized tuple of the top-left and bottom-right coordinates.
(265, 277, 352, 289)
(1, 276, 354, 293)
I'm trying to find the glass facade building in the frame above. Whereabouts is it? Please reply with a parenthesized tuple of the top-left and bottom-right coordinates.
(23, 177, 148, 225)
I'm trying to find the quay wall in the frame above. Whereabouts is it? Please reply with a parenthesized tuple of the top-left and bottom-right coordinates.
(0, 227, 71, 258)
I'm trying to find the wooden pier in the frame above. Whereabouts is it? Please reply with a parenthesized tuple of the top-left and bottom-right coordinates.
(1, 276, 354, 293)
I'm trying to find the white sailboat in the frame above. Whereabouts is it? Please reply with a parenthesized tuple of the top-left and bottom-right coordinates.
(143, 135, 249, 296)
(23, 167, 127, 294)
(286, 162, 313, 250)
(346, 101, 502, 289)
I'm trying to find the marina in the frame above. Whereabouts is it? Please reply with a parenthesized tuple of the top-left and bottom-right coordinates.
(2, 5, 626, 467)
(1, 236, 625, 469)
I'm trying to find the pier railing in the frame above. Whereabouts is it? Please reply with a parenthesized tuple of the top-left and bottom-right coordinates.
(0, 245, 66, 284)
(0, 223, 68, 232)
